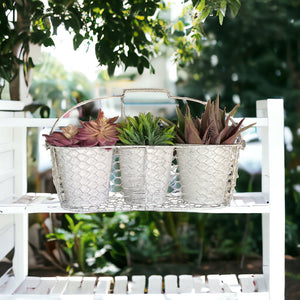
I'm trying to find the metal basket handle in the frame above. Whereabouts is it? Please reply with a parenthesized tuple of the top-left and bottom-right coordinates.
(50, 88, 207, 134)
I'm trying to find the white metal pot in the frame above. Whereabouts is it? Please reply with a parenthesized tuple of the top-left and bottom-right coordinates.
(176, 144, 241, 207)
(118, 146, 174, 207)
(50, 146, 114, 211)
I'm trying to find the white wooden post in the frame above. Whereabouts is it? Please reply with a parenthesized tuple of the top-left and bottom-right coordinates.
(257, 99, 285, 300)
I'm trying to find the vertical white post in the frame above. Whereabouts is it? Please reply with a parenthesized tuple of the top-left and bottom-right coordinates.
(14, 112, 27, 197)
(13, 213, 28, 281)
(13, 111, 29, 282)
(257, 99, 285, 300)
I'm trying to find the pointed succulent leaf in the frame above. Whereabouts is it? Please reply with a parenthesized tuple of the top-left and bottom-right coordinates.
(200, 99, 211, 137)
(176, 106, 186, 137)
(214, 94, 223, 132)
(227, 103, 240, 118)
(185, 116, 203, 144)
(207, 101, 220, 143)
(117, 112, 175, 145)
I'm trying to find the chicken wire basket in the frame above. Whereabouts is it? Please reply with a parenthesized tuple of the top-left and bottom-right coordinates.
(47, 88, 244, 212)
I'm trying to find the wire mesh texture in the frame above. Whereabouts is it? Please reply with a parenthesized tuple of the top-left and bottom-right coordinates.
(50, 143, 242, 212)
(48, 88, 244, 212)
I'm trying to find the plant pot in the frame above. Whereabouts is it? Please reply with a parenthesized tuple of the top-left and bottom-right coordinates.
(176, 144, 241, 207)
(118, 146, 174, 207)
(50, 146, 114, 211)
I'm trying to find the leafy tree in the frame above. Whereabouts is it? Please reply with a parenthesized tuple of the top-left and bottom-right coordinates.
(1, 0, 240, 99)
(176, 0, 300, 254)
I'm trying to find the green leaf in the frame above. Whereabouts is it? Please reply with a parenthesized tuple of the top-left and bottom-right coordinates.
(218, 11, 224, 25)
(174, 20, 185, 32)
(42, 37, 55, 47)
(220, 0, 227, 16)
(137, 63, 144, 75)
(196, 0, 206, 12)
(199, 7, 210, 22)
(73, 33, 84, 50)
(107, 63, 116, 77)
(65, 214, 74, 231)
(228, 0, 241, 17)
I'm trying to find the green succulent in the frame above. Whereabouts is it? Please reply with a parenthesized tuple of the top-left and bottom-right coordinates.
(117, 112, 175, 146)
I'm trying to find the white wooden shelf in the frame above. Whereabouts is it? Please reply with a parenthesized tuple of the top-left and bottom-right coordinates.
(0, 192, 269, 214)
(0, 274, 269, 299)
(0, 97, 285, 299)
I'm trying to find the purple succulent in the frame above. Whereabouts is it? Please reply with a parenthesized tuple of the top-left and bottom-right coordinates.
(75, 109, 119, 146)
(43, 124, 80, 147)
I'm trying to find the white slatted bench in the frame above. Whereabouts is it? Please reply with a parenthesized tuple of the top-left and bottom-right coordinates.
(0, 98, 285, 299)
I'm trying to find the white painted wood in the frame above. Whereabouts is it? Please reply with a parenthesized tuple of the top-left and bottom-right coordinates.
(257, 99, 285, 300)
(14, 277, 41, 294)
(0, 275, 270, 299)
(49, 277, 69, 295)
(0, 192, 270, 214)
(178, 275, 193, 293)
(113, 276, 128, 294)
(164, 275, 178, 294)
(128, 275, 145, 294)
(78, 277, 96, 294)
(13, 112, 27, 198)
(0, 178, 14, 203)
(63, 277, 83, 294)
(95, 277, 113, 294)
(0, 224, 14, 261)
(193, 276, 207, 293)
(220, 274, 241, 293)
(0, 117, 79, 128)
(238, 275, 256, 293)
(32, 277, 56, 294)
(0, 100, 25, 111)
(0, 98, 285, 299)
(13, 213, 28, 282)
(253, 275, 267, 292)
(207, 275, 223, 293)
(147, 275, 162, 294)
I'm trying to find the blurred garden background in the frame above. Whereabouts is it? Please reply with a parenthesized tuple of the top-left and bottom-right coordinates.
(1, 0, 300, 298)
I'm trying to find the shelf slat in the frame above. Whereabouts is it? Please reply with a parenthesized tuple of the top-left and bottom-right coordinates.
(0, 192, 270, 214)
(0, 274, 269, 298)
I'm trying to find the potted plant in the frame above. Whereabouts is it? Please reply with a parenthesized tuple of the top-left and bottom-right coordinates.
(44, 109, 119, 211)
(164, 96, 254, 207)
(117, 112, 175, 207)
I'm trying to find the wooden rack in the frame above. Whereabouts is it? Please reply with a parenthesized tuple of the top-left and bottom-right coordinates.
(0, 97, 285, 299)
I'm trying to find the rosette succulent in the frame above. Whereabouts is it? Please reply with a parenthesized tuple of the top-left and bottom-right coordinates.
(117, 112, 175, 145)
(43, 125, 80, 147)
(44, 109, 119, 147)
(76, 109, 119, 146)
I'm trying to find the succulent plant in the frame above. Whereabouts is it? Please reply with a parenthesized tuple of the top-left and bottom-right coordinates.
(117, 112, 176, 145)
(44, 109, 119, 147)
(43, 125, 80, 147)
(163, 96, 254, 145)
(76, 109, 119, 146)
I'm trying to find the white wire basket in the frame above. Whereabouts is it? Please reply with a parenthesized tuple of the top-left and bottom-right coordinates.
(47, 88, 244, 212)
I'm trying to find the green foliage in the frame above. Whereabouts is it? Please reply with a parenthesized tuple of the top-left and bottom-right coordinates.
(0, 0, 53, 85)
(1, 0, 240, 92)
(176, 0, 300, 255)
(117, 112, 175, 145)
(169, 0, 241, 66)
(47, 214, 119, 275)
(50, 208, 262, 275)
